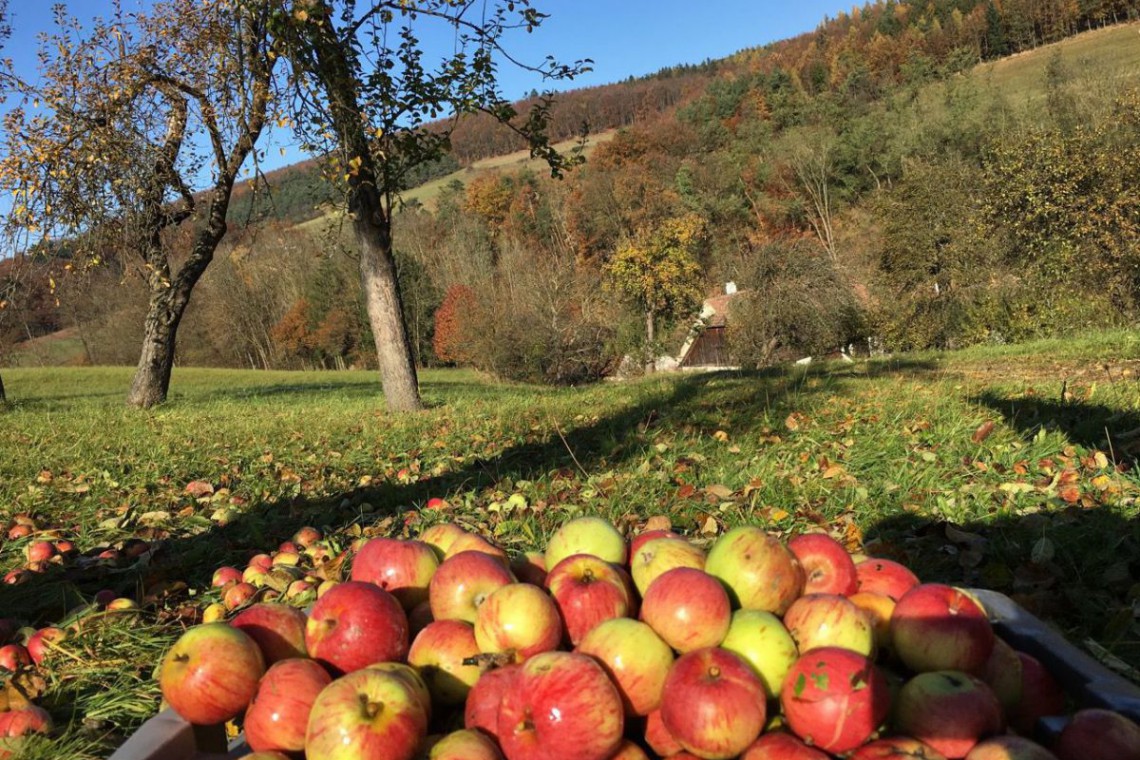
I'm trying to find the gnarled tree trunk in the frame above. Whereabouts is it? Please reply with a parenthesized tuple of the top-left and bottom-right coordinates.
(0, 372, 6, 403)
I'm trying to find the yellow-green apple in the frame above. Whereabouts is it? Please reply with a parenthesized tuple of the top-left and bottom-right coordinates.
(894, 671, 1004, 758)
(1009, 652, 1065, 734)
(286, 580, 317, 605)
(855, 558, 920, 600)
(849, 591, 896, 651)
(25, 627, 65, 666)
(231, 603, 308, 664)
(739, 731, 830, 759)
(243, 565, 270, 587)
(305, 668, 429, 760)
(212, 566, 243, 588)
(510, 551, 548, 587)
(425, 728, 504, 760)
(645, 708, 684, 757)
(849, 736, 949, 758)
(408, 620, 482, 706)
(352, 538, 440, 610)
(545, 516, 627, 571)
(980, 638, 1023, 715)
(608, 739, 650, 760)
(630, 538, 705, 596)
(576, 618, 674, 716)
(159, 623, 265, 725)
(271, 551, 300, 567)
(202, 603, 227, 623)
(0, 705, 53, 758)
(780, 647, 890, 754)
(420, 523, 470, 558)
(443, 532, 508, 564)
(705, 527, 805, 614)
(640, 567, 731, 653)
(306, 581, 409, 675)
(473, 583, 562, 661)
(365, 662, 433, 719)
(496, 651, 624, 760)
(546, 554, 635, 645)
(316, 579, 338, 598)
(629, 528, 682, 562)
(965, 735, 1058, 759)
(719, 609, 799, 699)
(891, 584, 995, 674)
(0, 644, 30, 671)
(783, 593, 875, 656)
(788, 533, 858, 596)
(1053, 708, 1140, 760)
(244, 658, 333, 754)
(429, 551, 515, 624)
(464, 664, 520, 739)
(660, 647, 766, 759)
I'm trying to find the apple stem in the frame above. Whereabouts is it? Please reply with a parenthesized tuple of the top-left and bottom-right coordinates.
(359, 694, 384, 719)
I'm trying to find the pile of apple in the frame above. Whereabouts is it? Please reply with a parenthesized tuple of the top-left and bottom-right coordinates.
(154, 516, 1140, 760)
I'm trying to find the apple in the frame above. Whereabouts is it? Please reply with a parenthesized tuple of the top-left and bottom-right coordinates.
(783, 593, 874, 656)
(1009, 652, 1066, 734)
(965, 735, 1058, 759)
(894, 670, 1004, 759)
(25, 541, 56, 563)
(855, 558, 920, 600)
(25, 627, 65, 666)
(464, 664, 520, 739)
(510, 551, 548, 587)
(294, 526, 323, 548)
(6, 524, 31, 540)
(788, 533, 858, 596)
(159, 623, 265, 725)
(107, 597, 138, 612)
(0, 644, 32, 672)
(306, 581, 409, 675)
(420, 523, 470, 557)
(849, 736, 949, 758)
(231, 603, 308, 664)
(286, 580, 317, 604)
(407, 620, 482, 706)
(429, 550, 515, 624)
(629, 528, 682, 560)
(980, 637, 1023, 714)
(365, 662, 433, 719)
(640, 567, 731, 652)
(443, 532, 509, 563)
(630, 537, 706, 596)
(2, 570, 29, 586)
(202, 603, 227, 623)
(740, 731, 830, 759)
(546, 553, 635, 645)
(277, 540, 300, 555)
(781, 647, 890, 754)
(473, 583, 562, 661)
(645, 708, 684, 757)
(891, 584, 995, 674)
(304, 668, 429, 760)
(545, 516, 627, 570)
(244, 565, 270, 587)
(661, 647, 766, 759)
(425, 497, 448, 511)
(53, 539, 77, 556)
(238, 752, 291, 760)
(352, 538, 440, 609)
(1053, 708, 1140, 760)
(849, 591, 897, 651)
(0, 705, 53, 757)
(719, 609, 799, 699)
(249, 553, 274, 571)
(576, 618, 674, 716)
(608, 739, 650, 760)
(426, 728, 504, 760)
(244, 658, 333, 754)
(496, 651, 624, 760)
(704, 526, 805, 614)
(224, 582, 259, 610)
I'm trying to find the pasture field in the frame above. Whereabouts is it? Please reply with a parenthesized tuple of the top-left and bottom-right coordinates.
(2, 332, 1140, 756)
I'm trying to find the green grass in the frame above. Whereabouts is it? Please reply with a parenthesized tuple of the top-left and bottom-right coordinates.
(1, 331, 1140, 755)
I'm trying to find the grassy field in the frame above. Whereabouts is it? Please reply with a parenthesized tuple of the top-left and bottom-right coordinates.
(1, 331, 1140, 756)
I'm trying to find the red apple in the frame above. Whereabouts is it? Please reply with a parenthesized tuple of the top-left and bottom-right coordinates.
(855, 558, 920, 600)
(576, 618, 674, 716)
(224, 582, 258, 610)
(365, 662, 433, 719)
(629, 528, 682, 561)
(6, 524, 31, 540)
(740, 731, 830, 759)
(407, 620, 482, 706)
(891, 584, 995, 674)
(352, 538, 439, 609)
(25, 627, 65, 666)
(277, 540, 300, 555)
(640, 567, 731, 653)
(424, 497, 448, 511)
(966, 735, 1057, 759)
(894, 670, 1004, 759)
(546, 553, 635, 645)
(1053, 708, 1140, 760)
(661, 647, 766, 759)
(719, 609, 799, 699)
(788, 533, 858, 596)
(0, 705, 53, 757)
(443, 532, 508, 563)
(244, 658, 332, 754)
(231, 603, 308, 664)
(608, 739, 650, 760)
(429, 550, 515, 624)
(496, 651, 624, 760)
(0, 644, 31, 671)
(464, 664, 520, 739)
(980, 637, 1023, 715)
(850, 736, 949, 758)
(645, 708, 684, 757)
(1009, 652, 1066, 734)
(704, 526, 805, 615)
(510, 551, 548, 587)
(545, 516, 627, 570)
(306, 581, 408, 675)
(630, 537, 706, 596)
(293, 526, 322, 548)
(2, 570, 29, 586)
(426, 728, 503, 759)
(159, 623, 265, 725)
(304, 668, 429, 760)
(249, 553, 274, 571)
(473, 582, 562, 661)
(783, 593, 875, 656)
(25, 541, 56, 563)
(420, 523, 470, 557)
(53, 539, 76, 556)
(781, 647, 890, 754)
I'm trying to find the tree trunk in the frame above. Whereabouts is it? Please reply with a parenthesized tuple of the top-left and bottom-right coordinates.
(126, 286, 186, 408)
(645, 309, 656, 374)
(0, 372, 6, 403)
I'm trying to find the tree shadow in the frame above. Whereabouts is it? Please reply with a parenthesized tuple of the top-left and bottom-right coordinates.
(973, 391, 1140, 459)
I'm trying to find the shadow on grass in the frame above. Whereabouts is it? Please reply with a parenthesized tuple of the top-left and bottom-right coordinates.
(973, 391, 1140, 459)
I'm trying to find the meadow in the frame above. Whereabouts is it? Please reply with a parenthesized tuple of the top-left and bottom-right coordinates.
(1, 331, 1139, 756)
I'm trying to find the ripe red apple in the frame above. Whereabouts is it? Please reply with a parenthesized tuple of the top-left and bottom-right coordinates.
(25, 541, 56, 563)
(224, 582, 258, 610)
(212, 566, 243, 587)
(244, 658, 332, 754)
(855, 558, 920, 600)
(464, 664, 520, 739)
(306, 581, 408, 675)
(429, 550, 515, 624)
(304, 668, 429, 760)
(630, 537, 706, 596)
(704, 526, 805, 615)
(25, 627, 65, 666)
(443, 532, 508, 563)
(159, 623, 265, 725)
(1009, 652, 1066, 734)
(473, 582, 562, 661)
(788, 533, 858, 596)
(425, 728, 504, 759)
(0, 644, 32, 672)
(0, 705, 53, 757)
(53, 539, 76, 556)
(420, 523, 470, 557)
(849, 736, 949, 758)
(2, 570, 28, 586)
(781, 647, 890, 754)
(365, 662, 433, 719)
(293, 526, 322, 548)
(980, 637, 1023, 714)
(966, 735, 1058, 759)
(407, 620, 482, 706)
(891, 584, 995, 674)
(496, 651, 624, 760)
(351, 538, 440, 609)
(510, 551, 548, 587)
(740, 731, 830, 759)
(6, 524, 32, 541)
(424, 497, 448, 511)
(249, 553, 274, 571)
(894, 670, 1004, 759)
(546, 553, 635, 645)
(661, 647, 766, 759)
(783, 593, 875, 656)
(629, 528, 682, 561)
(576, 618, 674, 716)
(719, 609, 799, 699)
(645, 707, 684, 757)
(231, 603, 308, 664)
(1053, 708, 1140, 760)
(545, 516, 627, 570)
(640, 568, 731, 653)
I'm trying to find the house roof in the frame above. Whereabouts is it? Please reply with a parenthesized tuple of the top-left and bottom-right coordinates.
(702, 290, 746, 328)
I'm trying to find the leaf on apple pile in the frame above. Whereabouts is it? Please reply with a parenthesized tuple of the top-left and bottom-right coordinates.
(462, 652, 518, 672)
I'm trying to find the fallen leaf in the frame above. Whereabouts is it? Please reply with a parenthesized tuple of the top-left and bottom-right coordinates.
(184, 480, 214, 498)
(699, 515, 719, 536)
(705, 484, 733, 499)
(971, 420, 996, 444)
(821, 465, 845, 480)
(1031, 537, 1055, 565)
(644, 515, 672, 533)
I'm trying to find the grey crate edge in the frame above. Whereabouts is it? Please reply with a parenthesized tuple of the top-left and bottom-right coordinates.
(107, 709, 244, 760)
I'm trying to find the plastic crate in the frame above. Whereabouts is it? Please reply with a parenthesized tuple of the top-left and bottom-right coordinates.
(107, 710, 245, 760)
